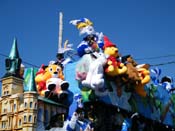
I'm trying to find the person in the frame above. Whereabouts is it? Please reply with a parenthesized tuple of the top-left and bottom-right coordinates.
(46, 112, 78, 131)
(67, 107, 94, 131)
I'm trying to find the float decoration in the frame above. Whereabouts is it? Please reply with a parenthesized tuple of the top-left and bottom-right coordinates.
(103, 36, 127, 77)
(70, 17, 175, 130)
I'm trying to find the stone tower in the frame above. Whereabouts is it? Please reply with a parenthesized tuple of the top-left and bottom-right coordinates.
(1, 38, 23, 97)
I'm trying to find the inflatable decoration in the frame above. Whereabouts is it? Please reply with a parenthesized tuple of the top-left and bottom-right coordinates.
(103, 36, 127, 77)
(118, 55, 141, 93)
(81, 52, 106, 89)
(120, 54, 150, 97)
(121, 55, 140, 83)
(56, 40, 74, 68)
(35, 63, 68, 100)
(75, 52, 109, 99)
(150, 67, 161, 85)
(161, 76, 174, 93)
(70, 18, 104, 57)
(70, 18, 93, 34)
(75, 54, 94, 83)
(134, 64, 151, 97)
(45, 77, 69, 103)
(74, 93, 84, 108)
(136, 64, 151, 84)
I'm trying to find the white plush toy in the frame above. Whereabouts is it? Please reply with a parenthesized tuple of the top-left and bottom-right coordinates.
(46, 77, 69, 97)
(82, 52, 107, 89)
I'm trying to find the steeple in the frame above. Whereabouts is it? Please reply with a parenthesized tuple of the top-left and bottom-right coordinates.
(9, 38, 20, 59)
(3, 38, 22, 78)
(24, 68, 37, 92)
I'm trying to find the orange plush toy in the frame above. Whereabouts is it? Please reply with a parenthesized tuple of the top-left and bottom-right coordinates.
(35, 63, 65, 96)
(103, 36, 127, 77)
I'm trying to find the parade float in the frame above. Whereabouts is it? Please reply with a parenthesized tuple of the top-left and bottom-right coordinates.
(0, 13, 175, 131)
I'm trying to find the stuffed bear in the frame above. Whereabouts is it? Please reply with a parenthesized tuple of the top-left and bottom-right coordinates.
(121, 55, 140, 82)
(119, 55, 141, 92)
(35, 63, 65, 96)
(103, 36, 127, 77)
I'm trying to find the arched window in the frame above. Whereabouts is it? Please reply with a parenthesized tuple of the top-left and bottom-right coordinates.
(24, 115, 27, 122)
(30, 102, 32, 108)
(19, 119, 21, 126)
(34, 102, 37, 109)
(28, 115, 32, 122)
(34, 116, 36, 123)
(2, 121, 6, 128)
(14, 104, 16, 111)
(24, 102, 27, 108)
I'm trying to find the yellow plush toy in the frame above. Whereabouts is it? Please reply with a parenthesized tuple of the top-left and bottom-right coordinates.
(103, 36, 127, 77)
(35, 63, 65, 96)
(135, 64, 151, 97)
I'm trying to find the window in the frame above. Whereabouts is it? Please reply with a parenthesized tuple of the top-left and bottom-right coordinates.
(14, 104, 16, 111)
(3, 108, 7, 113)
(34, 103, 37, 109)
(30, 102, 32, 108)
(29, 115, 32, 122)
(24, 116, 27, 122)
(19, 119, 21, 126)
(34, 116, 36, 123)
(24, 102, 27, 108)
(2, 122, 6, 128)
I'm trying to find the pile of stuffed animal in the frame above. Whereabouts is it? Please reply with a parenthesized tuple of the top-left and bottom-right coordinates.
(68, 18, 175, 130)
(70, 18, 151, 100)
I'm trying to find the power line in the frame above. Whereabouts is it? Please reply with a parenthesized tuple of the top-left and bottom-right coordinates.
(0, 53, 8, 57)
(0, 53, 39, 68)
(136, 54, 175, 61)
(150, 61, 175, 67)
(1, 52, 175, 68)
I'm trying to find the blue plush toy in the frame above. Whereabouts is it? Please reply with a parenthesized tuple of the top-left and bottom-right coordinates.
(70, 18, 104, 57)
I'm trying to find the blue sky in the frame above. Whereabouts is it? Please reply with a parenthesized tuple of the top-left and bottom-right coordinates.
(1, 0, 175, 81)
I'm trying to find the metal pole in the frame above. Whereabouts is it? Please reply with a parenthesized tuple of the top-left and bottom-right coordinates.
(58, 12, 63, 53)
